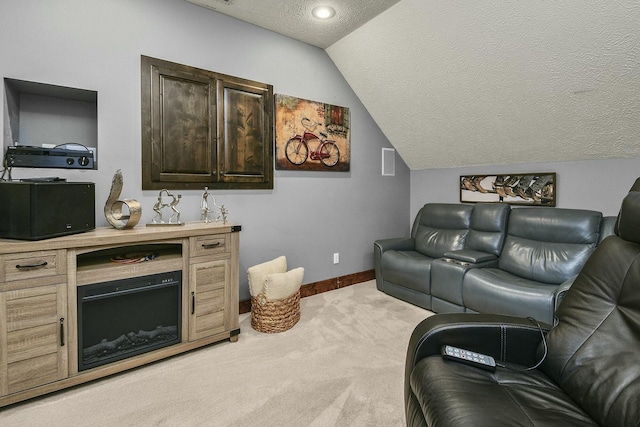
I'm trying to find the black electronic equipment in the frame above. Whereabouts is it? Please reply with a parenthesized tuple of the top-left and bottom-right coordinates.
(0, 181, 95, 240)
(5, 145, 94, 169)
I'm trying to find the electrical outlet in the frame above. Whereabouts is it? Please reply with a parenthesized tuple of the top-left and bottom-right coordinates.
(333, 253, 339, 264)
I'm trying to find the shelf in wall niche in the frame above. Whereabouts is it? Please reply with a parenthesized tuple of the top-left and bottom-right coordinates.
(76, 243, 183, 286)
(3, 78, 98, 168)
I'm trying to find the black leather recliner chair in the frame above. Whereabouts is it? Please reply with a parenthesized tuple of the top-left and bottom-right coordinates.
(405, 179, 640, 427)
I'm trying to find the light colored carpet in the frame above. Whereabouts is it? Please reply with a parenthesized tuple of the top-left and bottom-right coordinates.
(1, 280, 432, 426)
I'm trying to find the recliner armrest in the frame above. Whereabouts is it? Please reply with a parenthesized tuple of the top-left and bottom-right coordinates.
(374, 237, 415, 253)
(553, 275, 577, 314)
(405, 313, 549, 407)
(374, 238, 416, 291)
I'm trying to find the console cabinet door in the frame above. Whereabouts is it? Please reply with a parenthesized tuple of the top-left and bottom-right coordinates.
(188, 258, 230, 341)
(0, 283, 68, 396)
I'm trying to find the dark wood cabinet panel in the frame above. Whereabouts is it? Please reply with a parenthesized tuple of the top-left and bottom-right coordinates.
(142, 56, 273, 190)
(219, 81, 272, 184)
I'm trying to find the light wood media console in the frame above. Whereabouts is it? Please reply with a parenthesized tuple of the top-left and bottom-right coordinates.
(0, 222, 240, 407)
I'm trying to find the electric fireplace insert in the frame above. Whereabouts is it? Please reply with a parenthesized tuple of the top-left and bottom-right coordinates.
(77, 270, 182, 371)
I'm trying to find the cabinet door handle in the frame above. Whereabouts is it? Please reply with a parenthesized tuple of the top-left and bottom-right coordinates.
(191, 292, 195, 315)
(202, 242, 221, 249)
(60, 318, 65, 346)
(16, 261, 48, 269)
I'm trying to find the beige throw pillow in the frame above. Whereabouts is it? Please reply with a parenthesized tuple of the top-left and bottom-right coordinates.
(247, 256, 287, 297)
(264, 267, 304, 300)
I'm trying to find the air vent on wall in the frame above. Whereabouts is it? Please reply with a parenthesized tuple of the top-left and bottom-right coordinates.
(382, 148, 395, 176)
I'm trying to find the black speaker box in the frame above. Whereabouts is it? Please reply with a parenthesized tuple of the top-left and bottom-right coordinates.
(0, 181, 95, 240)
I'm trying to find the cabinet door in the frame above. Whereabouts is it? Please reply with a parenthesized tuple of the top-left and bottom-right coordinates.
(0, 283, 68, 396)
(141, 55, 273, 190)
(142, 56, 217, 188)
(218, 79, 273, 187)
(188, 259, 230, 341)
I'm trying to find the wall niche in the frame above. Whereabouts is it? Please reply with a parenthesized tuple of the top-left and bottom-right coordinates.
(141, 56, 274, 190)
(3, 78, 98, 169)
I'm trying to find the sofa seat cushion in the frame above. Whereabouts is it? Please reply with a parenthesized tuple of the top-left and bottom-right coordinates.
(410, 357, 597, 427)
(381, 250, 434, 293)
(463, 268, 557, 324)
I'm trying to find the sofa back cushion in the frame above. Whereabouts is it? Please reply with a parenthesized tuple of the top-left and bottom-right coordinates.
(498, 208, 602, 284)
(541, 190, 640, 426)
(466, 203, 510, 256)
(411, 204, 473, 258)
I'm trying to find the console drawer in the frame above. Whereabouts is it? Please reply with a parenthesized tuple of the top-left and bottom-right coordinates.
(1, 250, 65, 283)
(190, 234, 229, 258)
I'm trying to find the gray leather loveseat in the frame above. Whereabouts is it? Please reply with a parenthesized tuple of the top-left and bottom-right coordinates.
(374, 203, 615, 324)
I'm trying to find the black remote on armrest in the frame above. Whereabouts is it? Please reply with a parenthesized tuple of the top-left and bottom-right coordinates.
(441, 345, 496, 371)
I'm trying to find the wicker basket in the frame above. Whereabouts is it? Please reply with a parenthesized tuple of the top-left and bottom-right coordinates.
(251, 290, 301, 333)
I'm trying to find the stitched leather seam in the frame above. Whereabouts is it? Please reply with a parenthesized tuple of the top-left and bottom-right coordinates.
(496, 383, 536, 427)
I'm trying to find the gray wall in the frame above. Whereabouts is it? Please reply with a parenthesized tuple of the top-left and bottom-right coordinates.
(410, 157, 640, 221)
(0, 0, 410, 301)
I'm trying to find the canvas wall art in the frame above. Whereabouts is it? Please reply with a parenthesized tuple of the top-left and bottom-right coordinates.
(275, 94, 350, 171)
(460, 173, 556, 206)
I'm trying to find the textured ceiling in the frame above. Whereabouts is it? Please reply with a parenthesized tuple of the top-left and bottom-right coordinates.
(185, 0, 640, 170)
(184, 0, 401, 49)
(328, 0, 640, 169)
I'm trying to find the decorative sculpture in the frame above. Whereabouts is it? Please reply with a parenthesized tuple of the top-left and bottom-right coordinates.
(149, 189, 183, 225)
(201, 187, 214, 223)
(104, 169, 142, 229)
(219, 204, 229, 224)
(200, 186, 229, 224)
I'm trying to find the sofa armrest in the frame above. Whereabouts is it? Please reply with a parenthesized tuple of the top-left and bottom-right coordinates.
(374, 237, 415, 253)
(553, 275, 577, 314)
(599, 216, 617, 244)
(374, 238, 415, 291)
(442, 249, 498, 264)
(405, 313, 549, 408)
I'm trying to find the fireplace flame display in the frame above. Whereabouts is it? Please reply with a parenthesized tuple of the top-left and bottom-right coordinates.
(77, 271, 182, 371)
(83, 325, 178, 364)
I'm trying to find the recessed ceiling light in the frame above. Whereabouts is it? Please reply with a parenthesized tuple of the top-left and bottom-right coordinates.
(312, 6, 336, 20)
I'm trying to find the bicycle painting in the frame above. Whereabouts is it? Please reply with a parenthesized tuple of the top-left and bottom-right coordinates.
(275, 94, 350, 171)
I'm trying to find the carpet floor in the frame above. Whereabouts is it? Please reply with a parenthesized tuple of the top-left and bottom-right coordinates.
(1, 280, 432, 426)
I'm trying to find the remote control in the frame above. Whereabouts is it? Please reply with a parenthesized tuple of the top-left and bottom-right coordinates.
(441, 345, 496, 371)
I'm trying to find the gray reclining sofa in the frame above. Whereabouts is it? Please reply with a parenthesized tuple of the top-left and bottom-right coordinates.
(374, 203, 615, 324)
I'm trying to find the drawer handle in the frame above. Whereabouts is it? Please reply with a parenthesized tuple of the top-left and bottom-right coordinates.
(202, 242, 221, 249)
(16, 261, 48, 270)
(191, 292, 196, 315)
(60, 318, 65, 347)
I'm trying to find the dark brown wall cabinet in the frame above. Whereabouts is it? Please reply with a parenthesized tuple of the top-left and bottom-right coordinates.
(141, 56, 273, 190)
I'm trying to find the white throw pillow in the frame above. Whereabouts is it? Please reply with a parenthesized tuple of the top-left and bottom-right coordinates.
(247, 256, 287, 296)
(264, 267, 304, 300)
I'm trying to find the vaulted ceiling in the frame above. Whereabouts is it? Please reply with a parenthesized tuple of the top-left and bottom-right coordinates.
(186, 0, 640, 170)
